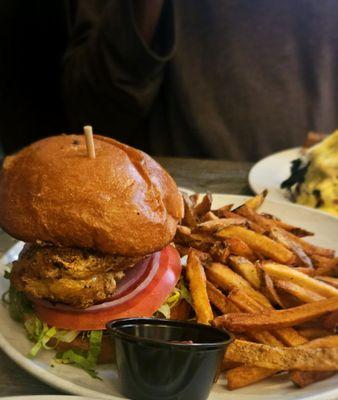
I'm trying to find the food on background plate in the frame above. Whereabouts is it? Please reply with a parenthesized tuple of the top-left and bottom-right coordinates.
(1, 134, 337, 392)
(0, 132, 185, 377)
(281, 130, 338, 216)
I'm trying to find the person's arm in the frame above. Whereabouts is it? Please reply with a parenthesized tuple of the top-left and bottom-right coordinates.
(63, 0, 174, 145)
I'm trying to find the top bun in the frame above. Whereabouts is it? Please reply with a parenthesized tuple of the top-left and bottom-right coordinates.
(0, 134, 183, 256)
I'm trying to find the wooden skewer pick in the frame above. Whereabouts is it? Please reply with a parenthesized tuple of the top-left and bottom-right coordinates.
(83, 125, 96, 159)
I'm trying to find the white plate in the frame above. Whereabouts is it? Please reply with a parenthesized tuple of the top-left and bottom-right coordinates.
(0, 194, 337, 400)
(249, 147, 301, 203)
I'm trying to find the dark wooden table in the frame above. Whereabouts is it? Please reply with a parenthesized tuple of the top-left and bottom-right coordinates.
(0, 157, 252, 397)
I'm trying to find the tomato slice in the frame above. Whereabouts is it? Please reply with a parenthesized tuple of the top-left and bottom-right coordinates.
(33, 245, 182, 330)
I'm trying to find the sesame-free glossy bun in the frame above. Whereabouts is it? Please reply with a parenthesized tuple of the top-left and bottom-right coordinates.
(0, 134, 183, 256)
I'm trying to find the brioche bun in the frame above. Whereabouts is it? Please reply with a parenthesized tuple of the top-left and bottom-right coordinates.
(0, 134, 183, 256)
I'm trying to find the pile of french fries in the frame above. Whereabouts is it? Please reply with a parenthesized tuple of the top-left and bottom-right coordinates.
(174, 191, 338, 390)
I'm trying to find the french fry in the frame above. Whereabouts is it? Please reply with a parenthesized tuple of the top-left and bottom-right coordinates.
(174, 191, 338, 390)
(236, 204, 275, 231)
(261, 214, 314, 237)
(229, 256, 261, 290)
(299, 335, 338, 348)
(297, 327, 331, 340)
(312, 255, 338, 276)
(186, 250, 213, 324)
(217, 226, 295, 264)
(261, 262, 338, 298)
(194, 192, 212, 217)
(214, 209, 266, 234)
(226, 237, 257, 261)
(315, 276, 338, 289)
(270, 227, 314, 269)
(214, 296, 338, 332)
(323, 310, 338, 332)
(212, 204, 233, 217)
(170, 299, 191, 320)
(226, 365, 276, 390)
(182, 193, 197, 227)
(201, 211, 218, 222)
(189, 193, 199, 206)
(225, 339, 338, 371)
(236, 205, 313, 240)
(289, 335, 338, 386)
(227, 289, 307, 346)
(209, 241, 230, 263)
(282, 230, 335, 258)
(205, 263, 271, 308)
(263, 272, 285, 308)
(274, 280, 325, 303)
(243, 190, 268, 210)
(193, 218, 245, 234)
(206, 281, 239, 314)
(290, 371, 335, 388)
(175, 225, 215, 252)
(273, 327, 309, 347)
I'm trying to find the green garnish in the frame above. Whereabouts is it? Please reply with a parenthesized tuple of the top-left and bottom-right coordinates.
(55, 330, 103, 379)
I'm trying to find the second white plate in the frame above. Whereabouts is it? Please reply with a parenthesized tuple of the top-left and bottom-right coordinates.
(249, 147, 300, 203)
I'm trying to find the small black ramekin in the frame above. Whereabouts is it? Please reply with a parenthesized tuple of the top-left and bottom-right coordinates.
(107, 318, 232, 400)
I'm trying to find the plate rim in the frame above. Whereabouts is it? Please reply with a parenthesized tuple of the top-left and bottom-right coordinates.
(0, 193, 337, 400)
(248, 147, 300, 201)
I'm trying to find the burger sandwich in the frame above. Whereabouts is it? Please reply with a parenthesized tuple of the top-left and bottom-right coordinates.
(0, 133, 187, 376)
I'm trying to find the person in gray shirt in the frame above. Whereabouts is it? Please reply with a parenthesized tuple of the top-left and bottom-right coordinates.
(63, 0, 338, 161)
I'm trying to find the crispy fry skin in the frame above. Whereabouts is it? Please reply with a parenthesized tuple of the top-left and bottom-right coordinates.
(290, 371, 335, 388)
(261, 262, 338, 298)
(206, 281, 239, 314)
(226, 366, 276, 390)
(263, 272, 285, 308)
(182, 193, 197, 227)
(297, 327, 331, 340)
(214, 209, 266, 234)
(170, 299, 191, 320)
(205, 262, 271, 308)
(282, 230, 335, 258)
(193, 218, 245, 234)
(194, 192, 213, 217)
(243, 190, 268, 210)
(289, 335, 338, 386)
(186, 250, 213, 324)
(227, 289, 307, 346)
(226, 238, 257, 261)
(274, 280, 325, 303)
(229, 256, 261, 289)
(270, 227, 314, 268)
(217, 226, 295, 264)
(323, 310, 338, 332)
(226, 339, 338, 371)
(315, 276, 338, 289)
(201, 211, 218, 222)
(214, 296, 338, 333)
(209, 241, 230, 264)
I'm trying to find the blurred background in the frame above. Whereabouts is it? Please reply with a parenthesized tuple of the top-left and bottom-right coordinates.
(1, 0, 338, 160)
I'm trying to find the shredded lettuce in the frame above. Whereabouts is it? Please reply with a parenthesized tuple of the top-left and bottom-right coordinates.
(55, 330, 103, 379)
(23, 315, 80, 357)
(156, 277, 191, 319)
(2, 274, 101, 378)
(8, 285, 33, 322)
